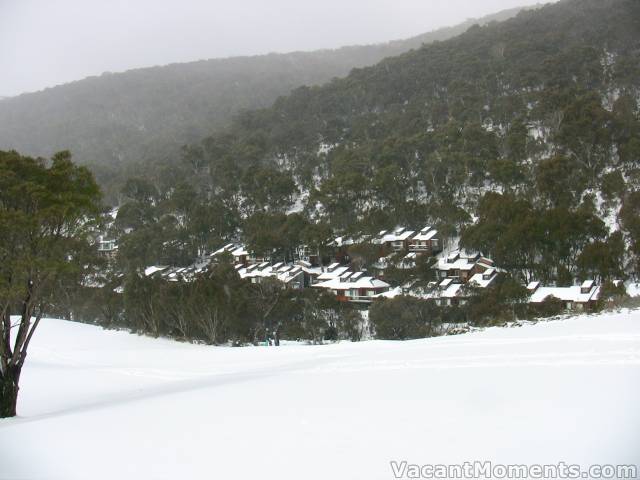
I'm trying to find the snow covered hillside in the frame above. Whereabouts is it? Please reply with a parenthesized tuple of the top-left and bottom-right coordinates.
(1, 311, 639, 479)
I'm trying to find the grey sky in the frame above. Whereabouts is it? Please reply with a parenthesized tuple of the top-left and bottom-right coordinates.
(1, 0, 555, 97)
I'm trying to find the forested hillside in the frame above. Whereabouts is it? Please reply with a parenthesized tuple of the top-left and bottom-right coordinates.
(111, 0, 640, 287)
(0, 7, 523, 198)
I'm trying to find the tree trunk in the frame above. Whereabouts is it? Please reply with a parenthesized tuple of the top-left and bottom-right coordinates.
(0, 367, 20, 418)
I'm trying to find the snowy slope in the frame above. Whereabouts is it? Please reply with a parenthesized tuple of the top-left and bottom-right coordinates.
(1, 311, 639, 479)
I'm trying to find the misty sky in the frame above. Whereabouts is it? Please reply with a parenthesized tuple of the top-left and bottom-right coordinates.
(1, 0, 555, 97)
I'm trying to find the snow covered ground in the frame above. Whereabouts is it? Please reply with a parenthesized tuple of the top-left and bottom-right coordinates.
(1, 310, 639, 479)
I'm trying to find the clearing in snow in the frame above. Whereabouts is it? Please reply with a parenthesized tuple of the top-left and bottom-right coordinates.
(0, 310, 639, 479)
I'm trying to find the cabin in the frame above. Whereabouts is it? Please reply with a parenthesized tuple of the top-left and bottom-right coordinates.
(275, 265, 305, 290)
(528, 280, 601, 311)
(230, 246, 249, 266)
(374, 227, 416, 253)
(434, 251, 494, 283)
(377, 267, 499, 307)
(408, 226, 442, 255)
(313, 271, 390, 304)
(297, 263, 323, 287)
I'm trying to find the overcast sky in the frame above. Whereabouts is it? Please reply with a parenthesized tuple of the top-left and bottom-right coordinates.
(0, 0, 554, 97)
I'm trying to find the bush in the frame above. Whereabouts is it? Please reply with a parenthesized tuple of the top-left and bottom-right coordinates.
(370, 296, 443, 340)
(533, 296, 565, 318)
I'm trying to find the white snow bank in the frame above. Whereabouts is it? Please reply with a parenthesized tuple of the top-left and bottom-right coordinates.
(1, 311, 639, 479)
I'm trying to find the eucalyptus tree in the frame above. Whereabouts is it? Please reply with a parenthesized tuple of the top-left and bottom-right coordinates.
(0, 150, 101, 417)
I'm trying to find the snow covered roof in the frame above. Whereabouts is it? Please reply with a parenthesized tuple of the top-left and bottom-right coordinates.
(468, 269, 498, 288)
(527, 281, 541, 291)
(440, 278, 454, 288)
(530, 285, 600, 304)
(317, 266, 350, 280)
(212, 243, 236, 256)
(434, 250, 492, 272)
(144, 266, 169, 277)
(581, 280, 595, 290)
(300, 266, 323, 276)
(412, 229, 438, 241)
(374, 227, 415, 244)
(417, 283, 464, 299)
(375, 287, 403, 299)
(331, 236, 356, 247)
(394, 230, 415, 241)
(231, 247, 249, 257)
(436, 257, 477, 271)
(313, 275, 390, 291)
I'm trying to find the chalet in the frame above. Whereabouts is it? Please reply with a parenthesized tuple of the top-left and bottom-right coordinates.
(239, 262, 272, 284)
(376, 267, 499, 307)
(316, 262, 350, 281)
(374, 227, 415, 253)
(468, 268, 499, 288)
(230, 246, 249, 266)
(275, 265, 305, 290)
(296, 260, 323, 287)
(313, 271, 390, 304)
(408, 226, 442, 255)
(235, 262, 311, 290)
(428, 268, 499, 306)
(434, 251, 494, 283)
(528, 280, 601, 311)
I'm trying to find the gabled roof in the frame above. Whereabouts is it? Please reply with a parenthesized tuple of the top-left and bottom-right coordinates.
(212, 243, 235, 255)
(231, 247, 249, 257)
(412, 229, 438, 241)
(317, 265, 350, 280)
(144, 265, 169, 277)
(468, 270, 498, 288)
(529, 285, 600, 304)
(313, 275, 390, 291)
(434, 250, 491, 272)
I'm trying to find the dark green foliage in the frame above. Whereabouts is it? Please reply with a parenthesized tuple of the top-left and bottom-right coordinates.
(139, 0, 638, 245)
(243, 212, 309, 262)
(17, 0, 640, 352)
(464, 275, 530, 326)
(71, 246, 362, 346)
(576, 232, 626, 283)
(0, 8, 526, 202)
(370, 297, 443, 340)
(0, 150, 102, 417)
(462, 192, 608, 283)
(598, 280, 629, 306)
(535, 155, 586, 208)
(532, 296, 566, 318)
(601, 171, 626, 202)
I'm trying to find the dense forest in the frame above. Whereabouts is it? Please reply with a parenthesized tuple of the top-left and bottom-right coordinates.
(0, 7, 525, 200)
(49, 0, 637, 345)
(6, 0, 640, 346)
(111, 0, 640, 279)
